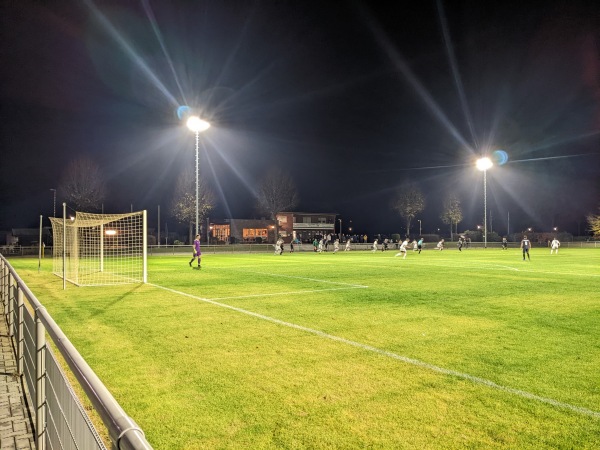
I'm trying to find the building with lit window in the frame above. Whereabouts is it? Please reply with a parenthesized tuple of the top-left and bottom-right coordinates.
(209, 219, 276, 244)
(208, 213, 337, 244)
(276, 212, 336, 243)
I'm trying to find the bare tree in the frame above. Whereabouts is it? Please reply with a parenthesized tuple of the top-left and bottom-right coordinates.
(58, 157, 107, 211)
(587, 207, 600, 238)
(171, 167, 216, 244)
(255, 168, 299, 220)
(440, 193, 463, 241)
(391, 183, 426, 237)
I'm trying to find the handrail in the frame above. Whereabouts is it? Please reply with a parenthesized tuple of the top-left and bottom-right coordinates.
(1, 255, 154, 450)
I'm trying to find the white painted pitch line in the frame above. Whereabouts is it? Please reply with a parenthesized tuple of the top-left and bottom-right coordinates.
(150, 283, 600, 420)
(515, 269, 600, 278)
(218, 269, 370, 289)
(209, 286, 367, 301)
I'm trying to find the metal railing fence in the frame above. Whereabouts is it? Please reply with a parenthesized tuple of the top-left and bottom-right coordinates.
(0, 254, 153, 450)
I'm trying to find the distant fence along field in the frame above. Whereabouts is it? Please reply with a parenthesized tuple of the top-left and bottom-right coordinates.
(2, 240, 600, 257)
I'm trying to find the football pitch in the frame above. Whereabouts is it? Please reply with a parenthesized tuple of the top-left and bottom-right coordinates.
(8, 247, 600, 449)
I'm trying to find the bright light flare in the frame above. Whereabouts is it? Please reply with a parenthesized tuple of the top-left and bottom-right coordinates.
(105, 229, 117, 236)
(492, 149, 509, 165)
(476, 157, 493, 171)
(186, 116, 210, 133)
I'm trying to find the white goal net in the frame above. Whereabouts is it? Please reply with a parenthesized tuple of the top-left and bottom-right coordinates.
(50, 211, 147, 286)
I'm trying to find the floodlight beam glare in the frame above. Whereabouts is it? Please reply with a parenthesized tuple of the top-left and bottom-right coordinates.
(141, 0, 188, 106)
(437, 0, 478, 149)
(364, 11, 474, 153)
(508, 153, 595, 165)
(83, 0, 179, 107)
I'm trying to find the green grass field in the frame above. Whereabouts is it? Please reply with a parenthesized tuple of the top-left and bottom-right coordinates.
(8, 247, 600, 449)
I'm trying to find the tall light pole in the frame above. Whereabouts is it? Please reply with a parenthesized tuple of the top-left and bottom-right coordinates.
(338, 218, 342, 241)
(50, 188, 56, 217)
(476, 157, 493, 248)
(418, 219, 422, 236)
(186, 115, 211, 237)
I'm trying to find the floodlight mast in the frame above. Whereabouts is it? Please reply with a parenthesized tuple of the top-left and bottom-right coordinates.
(476, 157, 493, 248)
(186, 115, 211, 237)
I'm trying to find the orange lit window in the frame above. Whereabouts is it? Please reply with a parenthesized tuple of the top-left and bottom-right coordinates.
(243, 228, 268, 239)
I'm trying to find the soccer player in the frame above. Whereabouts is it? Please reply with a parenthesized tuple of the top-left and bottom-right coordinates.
(372, 239, 378, 252)
(395, 238, 410, 259)
(274, 238, 283, 255)
(333, 239, 340, 253)
(550, 238, 560, 254)
(345, 239, 351, 251)
(502, 236, 508, 250)
(436, 239, 444, 251)
(189, 234, 201, 269)
(457, 237, 464, 252)
(521, 235, 531, 261)
(417, 237, 424, 254)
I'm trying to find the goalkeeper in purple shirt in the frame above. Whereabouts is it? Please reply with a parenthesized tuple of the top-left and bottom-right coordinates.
(189, 234, 202, 269)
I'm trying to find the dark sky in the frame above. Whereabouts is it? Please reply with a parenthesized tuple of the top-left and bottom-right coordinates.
(1, 0, 599, 237)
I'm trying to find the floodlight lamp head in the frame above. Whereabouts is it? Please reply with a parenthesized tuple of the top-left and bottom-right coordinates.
(186, 116, 210, 133)
(476, 157, 493, 171)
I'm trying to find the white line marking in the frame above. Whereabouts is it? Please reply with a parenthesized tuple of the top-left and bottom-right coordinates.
(515, 269, 600, 277)
(210, 286, 367, 300)
(150, 282, 600, 419)
(216, 269, 370, 289)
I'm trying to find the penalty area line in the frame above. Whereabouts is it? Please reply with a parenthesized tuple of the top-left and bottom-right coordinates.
(150, 283, 599, 420)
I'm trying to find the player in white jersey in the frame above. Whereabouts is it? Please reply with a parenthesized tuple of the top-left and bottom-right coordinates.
(395, 238, 410, 259)
(345, 239, 351, 251)
(550, 238, 560, 254)
(274, 238, 284, 255)
(372, 239, 378, 252)
(333, 239, 340, 253)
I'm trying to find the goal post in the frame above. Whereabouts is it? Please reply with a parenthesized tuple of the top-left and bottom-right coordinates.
(50, 210, 147, 286)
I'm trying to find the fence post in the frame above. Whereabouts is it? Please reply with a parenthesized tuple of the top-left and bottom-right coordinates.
(8, 271, 14, 337)
(5, 262, 9, 311)
(17, 286, 24, 375)
(35, 307, 47, 450)
(1, 259, 5, 312)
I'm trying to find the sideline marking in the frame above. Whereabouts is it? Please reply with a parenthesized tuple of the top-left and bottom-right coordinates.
(151, 282, 600, 419)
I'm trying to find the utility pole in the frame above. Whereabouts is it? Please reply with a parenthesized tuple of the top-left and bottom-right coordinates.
(50, 189, 56, 217)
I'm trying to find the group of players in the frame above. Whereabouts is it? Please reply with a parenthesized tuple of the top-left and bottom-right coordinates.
(187, 233, 563, 268)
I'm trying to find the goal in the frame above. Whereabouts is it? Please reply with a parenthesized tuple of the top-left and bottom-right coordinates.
(50, 211, 147, 286)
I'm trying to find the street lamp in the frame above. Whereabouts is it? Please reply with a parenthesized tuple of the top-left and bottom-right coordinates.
(418, 219, 422, 236)
(338, 218, 342, 240)
(186, 115, 211, 237)
(476, 157, 493, 248)
(50, 188, 56, 217)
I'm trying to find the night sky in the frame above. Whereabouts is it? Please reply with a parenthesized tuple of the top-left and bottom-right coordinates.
(1, 0, 599, 237)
